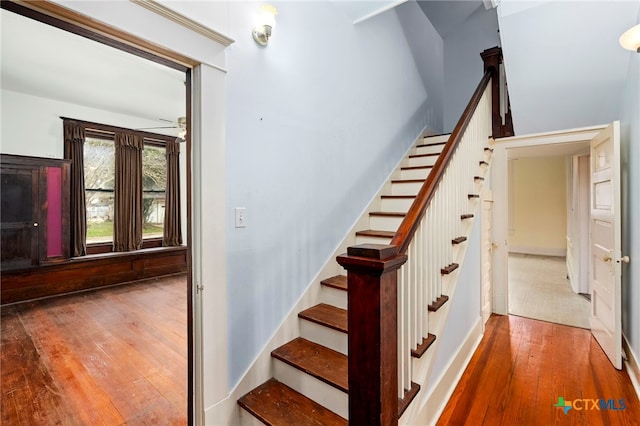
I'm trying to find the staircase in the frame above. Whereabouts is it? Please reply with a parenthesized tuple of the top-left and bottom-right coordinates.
(238, 134, 476, 424)
(237, 47, 509, 425)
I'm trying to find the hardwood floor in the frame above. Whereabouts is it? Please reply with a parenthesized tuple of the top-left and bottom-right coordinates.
(1, 274, 187, 426)
(437, 314, 640, 425)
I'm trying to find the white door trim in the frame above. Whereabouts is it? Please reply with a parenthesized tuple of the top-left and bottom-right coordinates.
(491, 125, 607, 315)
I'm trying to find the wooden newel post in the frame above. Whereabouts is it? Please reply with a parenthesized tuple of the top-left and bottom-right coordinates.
(481, 46, 502, 139)
(481, 46, 514, 138)
(337, 244, 407, 426)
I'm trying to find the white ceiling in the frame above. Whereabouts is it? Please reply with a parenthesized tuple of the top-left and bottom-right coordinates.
(0, 9, 186, 133)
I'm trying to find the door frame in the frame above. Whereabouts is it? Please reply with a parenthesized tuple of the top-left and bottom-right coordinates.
(490, 125, 606, 315)
(0, 2, 229, 424)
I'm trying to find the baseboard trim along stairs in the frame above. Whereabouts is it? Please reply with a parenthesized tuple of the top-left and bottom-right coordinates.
(236, 132, 493, 425)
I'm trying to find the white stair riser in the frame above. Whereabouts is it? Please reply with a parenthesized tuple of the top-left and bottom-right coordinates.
(407, 156, 438, 168)
(401, 168, 430, 180)
(273, 360, 348, 419)
(422, 134, 450, 144)
(369, 215, 404, 232)
(355, 235, 393, 246)
(299, 320, 348, 355)
(391, 182, 423, 196)
(321, 286, 347, 310)
(239, 409, 265, 426)
(381, 197, 415, 212)
(415, 144, 444, 155)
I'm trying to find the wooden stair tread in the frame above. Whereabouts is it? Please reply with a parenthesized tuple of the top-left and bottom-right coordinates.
(391, 179, 425, 184)
(452, 236, 467, 245)
(369, 211, 406, 217)
(416, 141, 446, 148)
(411, 334, 436, 358)
(428, 295, 449, 312)
(299, 304, 347, 333)
(441, 263, 459, 275)
(355, 230, 396, 238)
(468, 194, 480, 199)
(401, 165, 433, 171)
(321, 275, 347, 291)
(271, 338, 348, 393)
(380, 195, 416, 199)
(461, 214, 474, 220)
(474, 176, 484, 181)
(408, 152, 440, 158)
(398, 382, 420, 418)
(238, 379, 348, 426)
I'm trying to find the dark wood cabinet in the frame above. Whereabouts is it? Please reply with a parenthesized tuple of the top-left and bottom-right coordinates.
(1, 154, 70, 271)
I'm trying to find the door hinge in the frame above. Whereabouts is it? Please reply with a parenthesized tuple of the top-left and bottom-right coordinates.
(196, 283, 204, 294)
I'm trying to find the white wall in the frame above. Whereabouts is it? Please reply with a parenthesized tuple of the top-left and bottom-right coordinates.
(1, 89, 180, 157)
(620, 32, 640, 371)
(223, 0, 443, 388)
(443, 6, 500, 132)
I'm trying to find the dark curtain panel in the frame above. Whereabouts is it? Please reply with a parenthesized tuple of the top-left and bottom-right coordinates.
(163, 140, 183, 246)
(113, 132, 143, 251)
(63, 120, 87, 257)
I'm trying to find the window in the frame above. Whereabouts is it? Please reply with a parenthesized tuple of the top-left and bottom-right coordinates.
(84, 137, 115, 244)
(142, 144, 167, 239)
(69, 119, 180, 254)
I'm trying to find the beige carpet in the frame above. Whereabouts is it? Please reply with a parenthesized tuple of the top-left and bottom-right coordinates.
(508, 253, 590, 329)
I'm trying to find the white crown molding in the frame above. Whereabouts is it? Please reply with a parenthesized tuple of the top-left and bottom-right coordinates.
(130, 0, 234, 47)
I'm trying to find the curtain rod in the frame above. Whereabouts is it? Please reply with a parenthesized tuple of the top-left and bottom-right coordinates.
(60, 116, 178, 143)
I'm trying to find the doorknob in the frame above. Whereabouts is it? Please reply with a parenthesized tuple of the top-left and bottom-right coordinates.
(491, 242, 499, 249)
(33, 222, 38, 227)
(618, 256, 630, 264)
(603, 255, 612, 262)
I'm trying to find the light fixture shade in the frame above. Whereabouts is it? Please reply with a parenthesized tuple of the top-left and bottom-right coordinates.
(252, 5, 278, 46)
(619, 24, 640, 52)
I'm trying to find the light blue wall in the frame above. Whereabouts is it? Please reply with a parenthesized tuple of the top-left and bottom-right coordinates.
(443, 6, 499, 132)
(224, 1, 444, 387)
(620, 44, 640, 361)
(426, 209, 482, 392)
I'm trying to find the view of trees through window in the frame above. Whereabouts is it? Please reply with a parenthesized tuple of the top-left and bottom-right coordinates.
(84, 137, 115, 243)
(84, 137, 166, 244)
(142, 145, 166, 239)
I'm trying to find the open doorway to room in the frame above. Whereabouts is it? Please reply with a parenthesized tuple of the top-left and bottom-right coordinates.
(1, 3, 192, 424)
(505, 145, 591, 329)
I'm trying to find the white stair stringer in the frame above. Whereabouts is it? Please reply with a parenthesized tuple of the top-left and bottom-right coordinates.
(399, 145, 494, 426)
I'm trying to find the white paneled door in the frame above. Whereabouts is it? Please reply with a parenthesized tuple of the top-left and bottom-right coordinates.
(589, 121, 625, 370)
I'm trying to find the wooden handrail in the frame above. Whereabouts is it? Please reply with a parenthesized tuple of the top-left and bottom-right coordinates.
(390, 69, 493, 255)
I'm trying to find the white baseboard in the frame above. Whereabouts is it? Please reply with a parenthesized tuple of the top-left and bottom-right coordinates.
(623, 334, 640, 401)
(405, 318, 483, 426)
(509, 245, 567, 257)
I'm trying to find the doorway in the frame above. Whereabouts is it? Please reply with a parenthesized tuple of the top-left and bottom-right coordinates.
(490, 125, 607, 320)
(0, 2, 193, 423)
(505, 153, 590, 329)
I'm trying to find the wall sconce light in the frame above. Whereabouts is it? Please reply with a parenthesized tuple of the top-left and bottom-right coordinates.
(252, 5, 277, 46)
(619, 24, 640, 52)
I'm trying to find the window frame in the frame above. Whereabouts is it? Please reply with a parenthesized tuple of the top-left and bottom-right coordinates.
(65, 118, 177, 255)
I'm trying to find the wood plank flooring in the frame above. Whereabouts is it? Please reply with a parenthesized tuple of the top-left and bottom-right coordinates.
(437, 314, 640, 425)
(1, 274, 187, 426)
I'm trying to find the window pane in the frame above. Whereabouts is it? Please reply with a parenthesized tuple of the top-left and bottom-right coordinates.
(84, 138, 115, 244)
(142, 145, 166, 239)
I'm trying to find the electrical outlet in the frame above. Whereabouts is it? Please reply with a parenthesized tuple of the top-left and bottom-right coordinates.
(235, 207, 247, 228)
